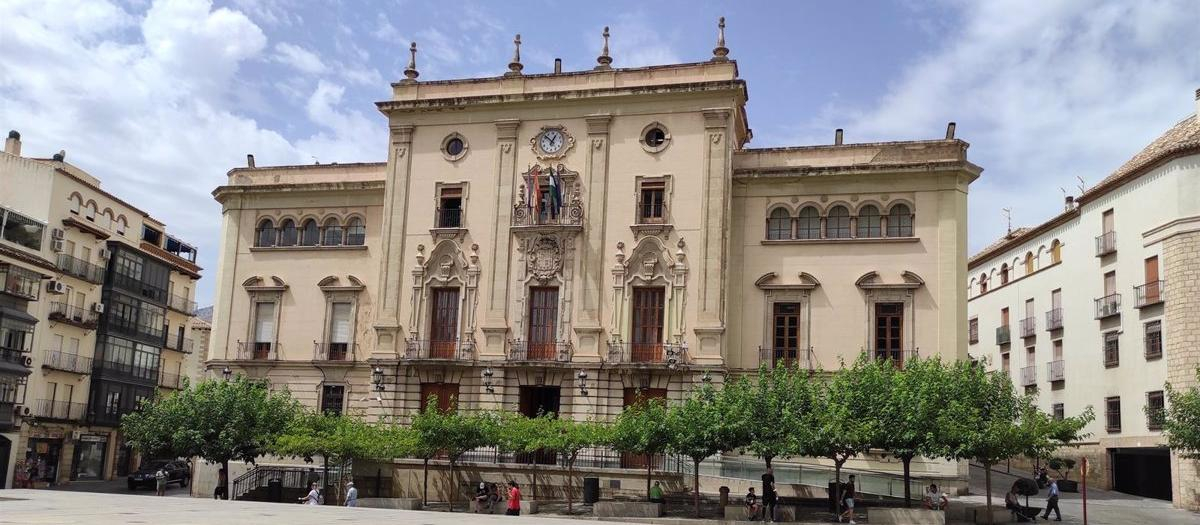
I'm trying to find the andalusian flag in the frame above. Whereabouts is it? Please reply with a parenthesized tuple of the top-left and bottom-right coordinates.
(547, 166, 562, 218)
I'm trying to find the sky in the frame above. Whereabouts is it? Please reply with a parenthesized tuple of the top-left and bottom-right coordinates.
(1, 0, 1198, 307)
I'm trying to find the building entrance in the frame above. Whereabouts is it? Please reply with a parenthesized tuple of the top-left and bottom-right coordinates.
(71, 434, 108, 481)
(1111, 447, 1171, 500)
(518, 386, 560, 465)
(25, 438, 63, 485)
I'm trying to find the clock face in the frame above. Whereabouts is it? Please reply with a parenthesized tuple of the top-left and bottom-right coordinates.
(539, 130, 564, 153)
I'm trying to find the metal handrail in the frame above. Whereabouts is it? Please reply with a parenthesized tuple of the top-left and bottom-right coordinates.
(995, 325, 1011, 345)
(43, 350, 92, 374)
(1045, 308, 1063, 331)
(1095, 231, 1116, 256)
(1135, 280, 1165, 308)
(434, 207, 463, 229)
(34, 399, 86, 420)
(606, 341, 687, 367)
(313, 342, 357, 361)
(48, 302, 98, 328)
(1020, 365, 1037, 386)
(757, 346, 814, 370)
(1094, 294, 1121, 319)
(167, 292, 197, 314)
(511, 202, 584, 227)
(56, 253, 105, 284)
(1019, 317, 1036, 337)
(1047, 360, 1065, 382)
(404, 338, 471, 360)
(236, 341, 277, 360)
(509, 339, 572, 362)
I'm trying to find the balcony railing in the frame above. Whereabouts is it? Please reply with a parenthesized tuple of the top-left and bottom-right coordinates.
(508, 340, 573, 363)
(34, 399, 86, 421)
(1135, 280, 1165, 308)
(95, 359, 158, 382)
(435, 207, 463, 229)
(0, 264, 41, 301)
(1019, 317, 1036, 338)
(164, 336, 194, 353)
(635, 200, 669, 225)
(1047, 359, 1065, 382)
(996, 325, 1011, 345)
(167, 292, 197, 315)
(1094, 294, 1121, 319)
(48, 302, 98, 329)
(56, 253, 105, 284)
(757, 346, 814, 370)
(110, 270, 167, 303)
(236, 341, 277, 360)
(1095, 231, 1116, 256)
(106, 317, 165, 342)
(403, 338, 473, 361)
(0, 347, 32, 370)
(1045, 308, 1063, 331)
(872, 348, 919, 368)
(511, 203, 584, 228)
(158, 371, 182, 390)
(606, 341, 687, 367)
(314, 342, 357, 362)
(1019, 365, 1037, 386)
(42, 350, 92, 374)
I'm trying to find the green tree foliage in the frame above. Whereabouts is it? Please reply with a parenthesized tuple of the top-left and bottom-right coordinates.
(806, 357, 884, 512)
(543, 418, 610, 513)
(876, 357, 955, 507)
(121, 377, 300, 502)
(609, 397, 672, 496)
(495, 413, 557, 501)
(727, 365, 815, 469)
(407, 396, 497, 511)
(666, 385, 744, 518)
(1163, 369, 1200, 459)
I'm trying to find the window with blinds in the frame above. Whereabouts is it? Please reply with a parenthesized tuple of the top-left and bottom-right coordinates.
(328, 302, 351, 360)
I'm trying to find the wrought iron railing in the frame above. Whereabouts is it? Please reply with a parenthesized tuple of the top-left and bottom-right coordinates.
(48, 302, 98, 328)
(435, 207, 463, 229)
(404, 338, 472, 360)
(232, 465, 332, 502)
(42, 350, 91, 374)
(1020, 365, 1037, 386)
(56, 253, 105, 284)
(1095, 231, 1116, 256)
(164, 336, 194, 353)
(236, 341, 276, 360)
(35, 399, 86, 421)
(871, 348, 919, 367)
(314, 342, 356, 361)
(1019, 317, 1036, 337)
(606, 341, 687, 367)
(511, 203, 584, 228)
(508, 340, 572, 362)
(757, 346, 814, 370)
(167, 292, 197, 314)
(1135, 280, 1165, 308)
(1045, 308, 1063, 331)
(1094, 294, 1121, 319)
(158, 371, 182, 389)
(1047, 359, 1065, 382)
(635, 199, 669, 225)
(995, 325, 1011, 345)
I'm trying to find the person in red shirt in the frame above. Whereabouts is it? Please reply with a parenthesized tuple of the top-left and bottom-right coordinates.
(506, 480, 522, 516)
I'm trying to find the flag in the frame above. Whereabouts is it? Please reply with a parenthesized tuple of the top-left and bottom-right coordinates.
(529, 165, 542, 221)
(547, 166, 562, 219)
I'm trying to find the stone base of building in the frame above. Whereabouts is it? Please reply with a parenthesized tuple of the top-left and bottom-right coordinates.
(1004, 437, 1172, 502)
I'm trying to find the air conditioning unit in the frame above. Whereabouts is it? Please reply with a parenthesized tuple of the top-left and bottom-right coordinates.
(92, 302, 106, 314)
(47, 280, 66, 294)
(51, 239, 64, 252)
(51, 228, 65, 240)
(22, 356, 33, 367)
(98, 248, 111, 260)
(72, 430, 82, 441)
(15, 405, 31, 417)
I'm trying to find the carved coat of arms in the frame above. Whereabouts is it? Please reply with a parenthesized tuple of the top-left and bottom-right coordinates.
(528, 237, 562, 280)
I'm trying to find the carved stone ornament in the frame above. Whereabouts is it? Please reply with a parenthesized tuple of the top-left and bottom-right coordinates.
(527, 236, 563, 280)
(530, 125, 576, 160)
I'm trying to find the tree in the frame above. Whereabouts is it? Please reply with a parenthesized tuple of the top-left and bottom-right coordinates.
(122, 377, 300, 502)
(666, 385, 745, 518)
(409, 397, 449, 507)
(805, 358, 884, 516)
(543, 418, 610, 513)
(439, 409, 498, 512)
(729, 365, 813, 469)
(1163, 368, 1200, 458)
(609, 397, 673, 498)
(496, 413, 556, 501)
(876, 357, 954, 507)
(271, 410, 389, 504)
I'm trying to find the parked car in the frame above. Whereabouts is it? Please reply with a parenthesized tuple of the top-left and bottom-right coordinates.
(127, 459, 190, 490)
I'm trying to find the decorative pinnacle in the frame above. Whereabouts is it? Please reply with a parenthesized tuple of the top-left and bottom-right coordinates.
(402, 42, 419, 82)
(711, 16, 730, 62)
(506, 34, 524, 76)
(595, 26, 613, 70)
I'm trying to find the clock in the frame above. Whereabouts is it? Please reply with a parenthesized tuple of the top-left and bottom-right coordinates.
(531, 126, 575, 159)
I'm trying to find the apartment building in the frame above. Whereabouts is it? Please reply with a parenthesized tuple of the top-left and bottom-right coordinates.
(208, 29, 978, 484)
(0, 131, 203, 488)
(967, 89, 1200, 506)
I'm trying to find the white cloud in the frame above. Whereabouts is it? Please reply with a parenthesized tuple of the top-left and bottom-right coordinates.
(600, 12, 683, 68)
(371, 13, 401, 41)
(273, 42, 325, 74)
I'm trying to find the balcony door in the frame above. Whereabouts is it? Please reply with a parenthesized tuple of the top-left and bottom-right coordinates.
(631, 287, 665, 362)
(429, 288, 459, 359)
(874, 303, 904, 363)
(772, 303, 801, 367)
(1144, 256, 1161, 303)
(527, 287, 559, 360)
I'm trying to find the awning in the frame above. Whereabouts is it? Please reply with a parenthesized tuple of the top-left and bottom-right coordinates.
(0, 305, 38, 325)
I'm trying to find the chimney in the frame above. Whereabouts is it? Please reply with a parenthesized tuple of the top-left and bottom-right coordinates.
(1065, 195, 1075, 211)
(945, 122, 956, 140)
(554, 58, 562, 74)
(834, 129, 844, 145)
(246, 154, 256, 168)
(52, 149, 65, 162)
(4, 130, 20, 156)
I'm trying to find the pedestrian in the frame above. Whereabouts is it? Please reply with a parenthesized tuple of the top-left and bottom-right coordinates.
(154, 466, 167, 496)
(1041, 477, 1062, 521)
(761, 467, 777, 522)
(474, 482, 490, 512)
(745, 486, 762, 521)
(299, 482, 321, 505)
(345, 481, 358, 507)
(488, 483, 501, 512)
(923, 483, 948, 511)
(838, 474, 856, 524)
(1005, 484, 1038, 521)
(505, 480, 521, 516)
(214, 468, 228, 500)
(649, 480, 665, 504)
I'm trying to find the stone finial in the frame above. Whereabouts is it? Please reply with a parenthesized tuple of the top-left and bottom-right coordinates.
(506, 34, 524, 76)
(711, 17, 730, 62)
(595, 26, 613, 71)
(403, 42, 419, 82)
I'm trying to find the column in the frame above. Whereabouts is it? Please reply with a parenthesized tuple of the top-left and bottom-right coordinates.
(694, 109, 732, 363)
(209, 195, 243, 361)
(482, 119, 520, 356)
(372, 124, 415, 358)
(575, 114, 611, 361)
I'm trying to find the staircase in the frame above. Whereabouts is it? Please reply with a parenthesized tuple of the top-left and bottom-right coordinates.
(232, 460, 353, 503)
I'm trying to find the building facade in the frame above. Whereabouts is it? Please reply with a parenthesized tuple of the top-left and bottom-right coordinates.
(208, 32, 978, 483)
(966, 90, 1200, 505)
(0, 132, 203, 488)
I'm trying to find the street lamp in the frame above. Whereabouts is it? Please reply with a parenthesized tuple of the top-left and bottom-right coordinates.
(701, 370, 712, 384)
(482, 367, 495, 394)
(221, 366, 232, 381)
(576, 369, 589, 397)
(372, 366, 385, 392)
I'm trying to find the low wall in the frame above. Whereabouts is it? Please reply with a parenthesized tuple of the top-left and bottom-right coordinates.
(389, 459, 686, 503)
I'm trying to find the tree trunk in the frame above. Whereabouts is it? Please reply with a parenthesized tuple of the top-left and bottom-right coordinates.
(833, 456, 845, 519)
(764, 454, 773, 469)
(223, 459, 230, 502)
(567, 453, 575, 514)
(984, 461, 994, 525)
(693, 457, 701, 518)
(322, 456, 329, 506)
(902, 455, 913, 508)
(448, 460, 456, 512)
(422, 458, 429, 507)
(646, 459, 652, 498)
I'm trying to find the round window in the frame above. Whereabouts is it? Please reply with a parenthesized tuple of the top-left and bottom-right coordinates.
(644, 128, 666, 147)
(445, 137, 465, 156)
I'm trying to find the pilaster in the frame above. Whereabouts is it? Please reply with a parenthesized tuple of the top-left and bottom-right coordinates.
(576, 114, 612, 360)
(373, 124, 414, 358)
(210, 196, 244, 360)
(695, 108, 732, 359)
(483, 119, 521, 356)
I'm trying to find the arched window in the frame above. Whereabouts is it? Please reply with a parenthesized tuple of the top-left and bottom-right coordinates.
(856, 205, 881, 238)
(796, 206, 821, 239)
(84, 201, 96, 221)
(345, 217, 365, 246)
(1000, 264, 1010, 285)
(299, 219, 319, 246)
(1024, 252, 1035, 274)
(321, 218, 343, 246)
(826, 206, 851, 239)
(766, 208, 791, 240)
(278, 219, 298, 247)
(68, 194, 82, 215)
(255, 219, 276, 247)
(101, 209, 114, 230)
(1050, 240, 1062, 264)
(980, 273, 988, 293)
(115, 216, 127, 236)
(887, 204, 913, 237)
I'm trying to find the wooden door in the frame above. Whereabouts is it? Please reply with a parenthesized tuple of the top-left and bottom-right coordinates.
(621, 388, 667, 469)
(429, 288, 459, 358)
(1102, 209, 1114, 233)
(419, 383, 459, 413)
(1144, 256, 1161, 303)
(772, 303, 801, 367)
(874, 303, 904, 364)
(1104, 272, 1116, 296)
(527, 287, 559, 360)
(1051, 289, 1062, 309)
(1025, 299, 1035, 319)
(631, 287, 665, 362)
(1001, 307, 1010, 326)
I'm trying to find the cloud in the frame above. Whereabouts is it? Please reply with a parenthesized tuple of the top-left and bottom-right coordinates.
(371, 13, 401, 41)
(273, 42, 325, 74)
(600, 12, 683, 68)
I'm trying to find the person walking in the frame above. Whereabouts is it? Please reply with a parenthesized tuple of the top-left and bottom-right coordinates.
(838, 474, 857, 524)
(345, 481, 358, 507)
(214, 468, 228, 500)
(505, 480, 522, 516)
(761, 467, 777, 522)
(1041, 477, 1062, 521)
(299, 482, 321, 505)
(648, 480, 665, 504)
(154, 466, 167, 496)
